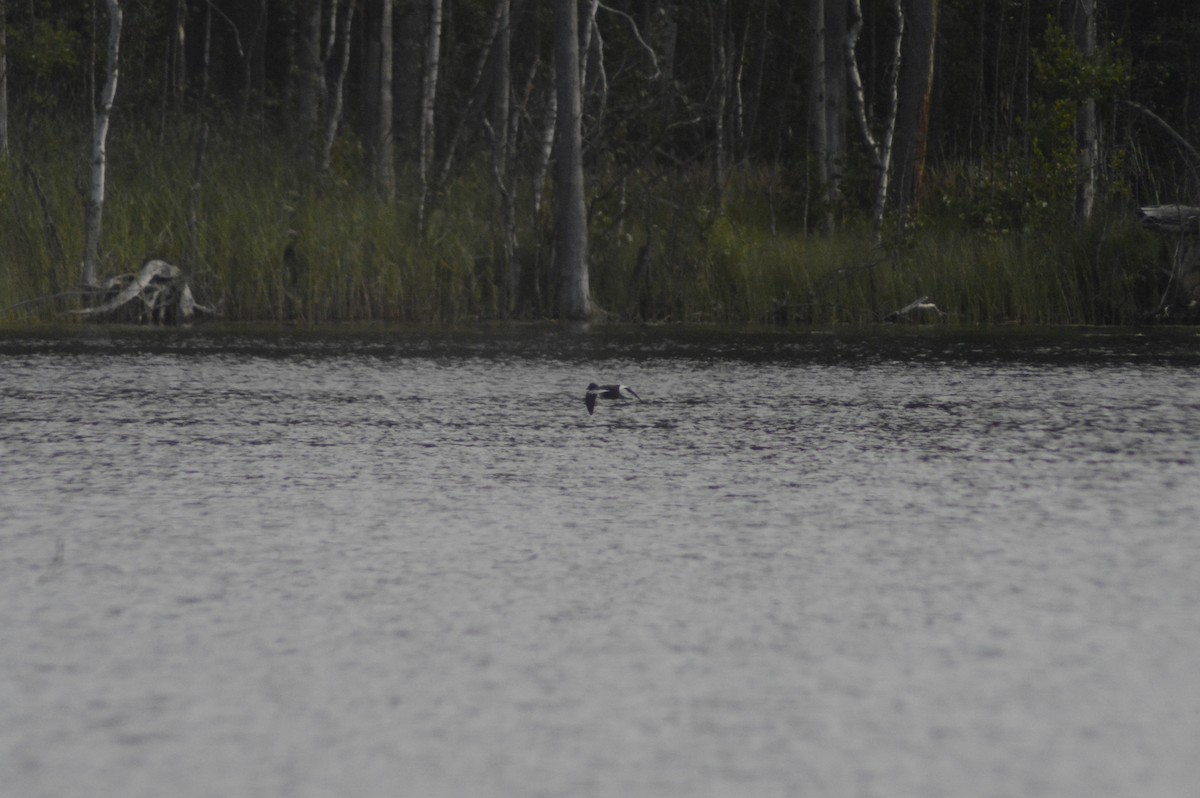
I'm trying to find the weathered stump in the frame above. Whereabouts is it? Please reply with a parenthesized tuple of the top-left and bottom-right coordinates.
(71, 259, 215, 325)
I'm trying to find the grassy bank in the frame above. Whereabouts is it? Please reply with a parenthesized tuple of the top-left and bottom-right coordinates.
(0, 118, 1165, 326)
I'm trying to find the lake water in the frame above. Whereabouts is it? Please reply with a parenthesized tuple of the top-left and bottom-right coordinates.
(2, 325, 1199, 798)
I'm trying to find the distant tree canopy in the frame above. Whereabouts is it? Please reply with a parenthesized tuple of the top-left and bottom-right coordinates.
(3, 0, 1198, 244)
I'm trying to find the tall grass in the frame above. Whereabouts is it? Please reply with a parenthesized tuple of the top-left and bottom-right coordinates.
(0, 117, 1164, 326)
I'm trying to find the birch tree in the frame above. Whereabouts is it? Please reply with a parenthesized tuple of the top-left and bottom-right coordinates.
(416, 0, 443, 234)
(846, 0, 903, 239)
(554, 0, 590, 320)
(82, 0, 123, 289)
(318, 0, 356, 182)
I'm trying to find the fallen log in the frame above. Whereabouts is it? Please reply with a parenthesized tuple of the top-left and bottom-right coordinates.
(1136, 205, 1200, 321)
(1137, 204, 1200, 235)
(70, 258, 216, 324)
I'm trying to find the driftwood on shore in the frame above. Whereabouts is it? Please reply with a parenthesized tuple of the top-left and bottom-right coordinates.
(70, 258, 215, 324)
(886, 295, 947, 323)
(1137, 204, 1200, 320)
(1137, 204, 1200, 235)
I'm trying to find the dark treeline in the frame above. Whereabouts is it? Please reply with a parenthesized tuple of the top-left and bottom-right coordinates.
(2, 0, 1198, 324)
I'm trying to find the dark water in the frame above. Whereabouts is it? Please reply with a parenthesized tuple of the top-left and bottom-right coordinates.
(2, 325, 1199, 797)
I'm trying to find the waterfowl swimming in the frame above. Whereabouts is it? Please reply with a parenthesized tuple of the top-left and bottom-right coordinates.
(585, 383, 641, 415)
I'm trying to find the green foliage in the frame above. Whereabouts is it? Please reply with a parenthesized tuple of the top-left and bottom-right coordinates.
(1033, 17, 1130, 107)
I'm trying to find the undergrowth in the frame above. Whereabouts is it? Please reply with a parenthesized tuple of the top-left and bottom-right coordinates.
(0, 117, 1163, 326)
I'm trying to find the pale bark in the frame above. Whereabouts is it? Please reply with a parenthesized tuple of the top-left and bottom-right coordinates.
(847, 0, 903, 238)
(1073, 0, 1097, 226)
(172, 0, 186, 102)
(554, 0, 590, 320)
(82, 0, 123, 289)
(580, 0, 607, 136)
(533, 62, 557, 219)
(319, 0, 356, 181)
(72, 259, 214, 324)
(416, 0, 443, 233)
(375, 0, 395, 201)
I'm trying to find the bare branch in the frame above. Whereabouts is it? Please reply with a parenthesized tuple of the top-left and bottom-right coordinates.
(597, 2, 661, 79)
(200, 0, 244, 58)
(1123, 99, 1200, 165)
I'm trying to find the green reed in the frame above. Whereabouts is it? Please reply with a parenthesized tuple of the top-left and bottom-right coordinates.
(0, 119, 1163, 326)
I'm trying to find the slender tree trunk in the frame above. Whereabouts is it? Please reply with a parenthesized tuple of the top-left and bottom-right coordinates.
(808, 0, 833, 234)
(553, 0, 590, 320)
(239, 0, 268, 122)
(894, 0, 939, 214)
(82, 0, 123, 289)
(712, 0, 729, 211)
(170, 0, 186, 104)
(580, 0, 608, 142)
(187, 122, 208, 270)
(823, 0, 846, 212)
(847, 0, 903, 238)
(873, 0, 904, 236)
(375, 0, 395, 201)
(416, 0, 443, 233)
(0, 0, 8, 160)
(393, 0, 423, 144)
(533, 61, 557, 219)
(1073, 0, 1097, 226)
(200, 0, 212, 103)
(489, 0, 519, 313)
(319, 0, 356, 181)
(435, 0, 506, 192)
(296, 0, 322, 166)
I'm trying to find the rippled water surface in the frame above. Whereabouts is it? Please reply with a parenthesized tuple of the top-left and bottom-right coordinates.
(2, 326, 1200, 797)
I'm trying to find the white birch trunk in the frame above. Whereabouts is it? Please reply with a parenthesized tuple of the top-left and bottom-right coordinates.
(82, 0, 123, 289)
(416, 0, 443, 233)
(847, 0, 903, 239)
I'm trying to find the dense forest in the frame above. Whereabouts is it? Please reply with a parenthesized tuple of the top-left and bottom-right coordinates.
(1, 0, 1198, 324)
